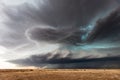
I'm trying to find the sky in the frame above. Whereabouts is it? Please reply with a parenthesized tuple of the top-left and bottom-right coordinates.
(0, 0, 120, 69)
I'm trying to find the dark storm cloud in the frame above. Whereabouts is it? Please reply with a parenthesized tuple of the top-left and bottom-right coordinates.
(88, 8, 120, 43)
(26, 0, 116, 27)
(28, 7, 120, 45)
(10, 51, 120, 69)
(2, 0, 118, 47)
(9, 50, 74, 67)
(25, 0, 118, 45)
(116, 0, 120, 3)
(27, 27, 83, 45)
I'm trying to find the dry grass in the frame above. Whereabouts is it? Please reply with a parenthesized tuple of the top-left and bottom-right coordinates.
(0, 69, 120, 80)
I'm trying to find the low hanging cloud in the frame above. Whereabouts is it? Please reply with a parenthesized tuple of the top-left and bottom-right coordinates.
(10, 49, 120, 68)
(10, 47, 120, 69)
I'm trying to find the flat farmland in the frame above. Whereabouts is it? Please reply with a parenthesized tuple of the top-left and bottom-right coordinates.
(0, 69, 120, 80)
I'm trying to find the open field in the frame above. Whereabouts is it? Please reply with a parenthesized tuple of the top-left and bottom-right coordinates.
(0, 69, 120, 80)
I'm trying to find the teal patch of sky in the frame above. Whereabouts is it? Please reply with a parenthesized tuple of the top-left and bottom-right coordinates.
(81, 24, 94, 41)
(66, 42, 118, 51)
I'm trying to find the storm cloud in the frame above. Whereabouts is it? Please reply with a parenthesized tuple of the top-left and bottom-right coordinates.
(1, 0, 120, 68)
(88, 8, 120, 44)
(10, 50, 120, 69)
(2, 0, 119, 47)
(27, 6, 120, 46)
(24, 0, 117, 27)
(27, 27, 83, 45)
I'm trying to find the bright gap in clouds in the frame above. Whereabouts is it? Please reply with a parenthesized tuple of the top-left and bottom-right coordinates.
(0, 46, 8, 54)
(0, 58, 16, 69)
(0, 46, 16, 69)
(0, 58, 36, 69)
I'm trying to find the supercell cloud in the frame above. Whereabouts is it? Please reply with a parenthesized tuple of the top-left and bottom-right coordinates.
(0, 0, 120, 68)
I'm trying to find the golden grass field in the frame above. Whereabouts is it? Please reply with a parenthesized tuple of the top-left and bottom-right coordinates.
(0, 69, 120, 80)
